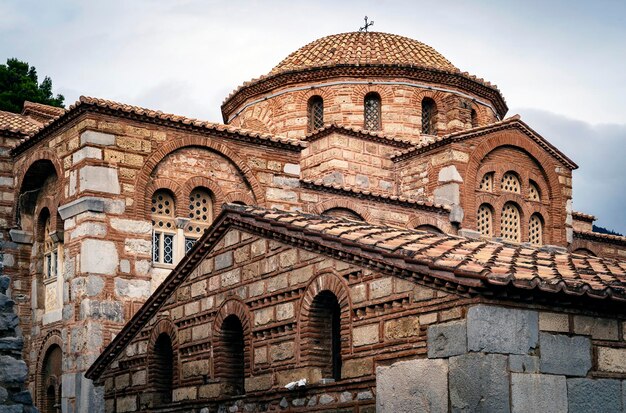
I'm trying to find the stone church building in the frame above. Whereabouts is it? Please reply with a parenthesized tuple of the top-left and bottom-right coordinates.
(0, 31, 625, 412)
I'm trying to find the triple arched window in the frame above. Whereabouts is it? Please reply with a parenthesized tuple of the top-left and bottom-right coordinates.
(364, 92, 381, 131)
(307, 96, 324, 132)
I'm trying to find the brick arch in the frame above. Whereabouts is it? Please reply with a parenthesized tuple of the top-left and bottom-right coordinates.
(147, 318, 180, 400)
(309, 198, 372, 222)
(470, 102, 492, 127)
(181, 176, 227, 219)
(476, 161, 551, 205)
(36, 330, 63, 410)
(232, 99, 278, 135)
(34, 199, 57, 238)
(240, 118, 271, 134)
(463, 130, 564, 243)
(223, 191, 256, 206)
(350, 84, 394, 104)
(293, 87, 334, 112)
(213, 298, 252, 384)
(297, 271, 352, 364)
(406, 214, 453, 234)
(144, 178, 185, 219)
(410, 89, 449, 135)
(133, 139, 264, 219)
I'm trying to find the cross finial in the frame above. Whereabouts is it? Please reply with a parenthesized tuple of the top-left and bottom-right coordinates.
(359, 16, 374, 32)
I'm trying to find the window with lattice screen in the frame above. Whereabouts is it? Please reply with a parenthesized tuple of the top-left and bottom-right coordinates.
(528, 181, 541, 201)
(308, 96, 324, 132)
(479, 172, 494, 192)
(364, 93, 381, 131)
(184, 188, 213, 254)
(500, 202, 521, 242)
(477, 204, 493, 237)
(501, 172, 521, 193)
(421, 98, 437, 135)
(151, 190, 176, 264)
(529, 214, 543, 245)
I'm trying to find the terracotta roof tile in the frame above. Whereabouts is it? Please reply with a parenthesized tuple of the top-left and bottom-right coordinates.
(0, 110, 40, 135)
(574, 230, 626, 246)
(304, 123, 417, 148)
(572, 211, 596, 222)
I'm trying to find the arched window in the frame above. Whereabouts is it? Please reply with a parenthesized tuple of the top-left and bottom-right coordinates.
(43, 215, 56, 281)
(479, 172, 494, 192)
(501, 172, 521, 194)
(38, 210, 63, 313)
(529, 214, 544, 245)
(184, 188, 213, 254)
(306, 291, 342, 381)
(471, 109, 478, 128)
(39, 344, 62, 413)
(307, 96, 324, 132)
(501, 202, 521, 242)
(218, 315, 245, 395)
(322, 208, 364, 221)
(421, 98, 437, 135)
(416, 224, 443, 234)
(364, 92, 381, 131)
(151, 190, 176, 264)
(528, 181, 541, 201)
(150, 333, 174, 405)
(477, 204, 494, 237)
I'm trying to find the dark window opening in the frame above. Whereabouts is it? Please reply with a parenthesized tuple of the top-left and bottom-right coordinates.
(308, 96, 324, 132)
(151, 333, 174, 405)
(364, 93, 381, 131)
(471, 109, 478, 128)
(309, 291, 342, 381)
(421, 98, 437, 135)
(219, 315, 245, 395)
(40, 345, 62, 413)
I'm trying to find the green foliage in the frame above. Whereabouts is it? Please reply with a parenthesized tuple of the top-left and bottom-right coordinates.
(592, 224, 623, 237)
(0, 58, 65, 113)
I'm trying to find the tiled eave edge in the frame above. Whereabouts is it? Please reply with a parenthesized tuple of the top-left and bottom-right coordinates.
(299, 179, 450, 213)
(303, 124, 416, 149)
(86, 206, 626, 382)
(221, 64, 508, 122)
(572, 211, 596, 222)
(0, 128, 29, 140)
(11, 100, 306, 157)
(575, 230, 626, 247)
(392, 118, 578, 170)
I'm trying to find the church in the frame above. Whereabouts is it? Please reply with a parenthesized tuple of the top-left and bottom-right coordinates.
(0, 30, 625, 412)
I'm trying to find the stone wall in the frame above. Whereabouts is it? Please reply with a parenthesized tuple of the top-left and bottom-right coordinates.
(377, 304, 626, 412)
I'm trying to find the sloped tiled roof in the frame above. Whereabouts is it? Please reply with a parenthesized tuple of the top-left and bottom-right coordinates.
(270, 32, 458, 75)
(572, 211, 596, 222)
(575, 230, 626, 246)
(86, 204, 626, 380)
(12, 96, 307, 156)
(304, 123, 416, 148)
(0, 110, 40, 135)
(21, 101, 66, 123)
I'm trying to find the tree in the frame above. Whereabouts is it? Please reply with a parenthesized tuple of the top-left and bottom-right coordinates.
(0, 58, 65, 113)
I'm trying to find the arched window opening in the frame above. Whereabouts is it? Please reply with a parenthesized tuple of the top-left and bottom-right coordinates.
(322, 208, 364, 221)
(501, 202, 521, 242)
(307, 96, 324, 132)
(421, 98, 437, 135)
(219, 315, 245, 395)
(501, 172, 521, 194)
(38, 210, 62, 313)
(39, 344, 62, 413)
(477, 204, 494, 237)
(529, 214, 544, 246)
(471, 109, 478, 128)
(151, 190, 176, 264)
(150, 333, 174, 405)
(184, 188, 213, 254)
(478, 172, 494, 192)
(307, 291, 342, 381)
(528, 181, 541, 201)
(416, 224, 443, 234)
(364, 93, 381, 131)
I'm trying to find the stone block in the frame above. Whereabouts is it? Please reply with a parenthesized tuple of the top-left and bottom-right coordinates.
(509, 355, 539, 373)
(342, 357, 373, 378)
(283, 163, 300, 175)
(245, 374, 273, 392)
(597, 347, 626, 373)
(8, 229, 32, 244)
(172, 386, 197, 402)
(467, 305, 538, 355)
(59, 197, 106, 220)
(79, 166, 120, 194)
(270, 342, 294, 361)
(254, 307, 274, 326)
(573, 315, 619, 340)
(80, 130, 115, 146)
(114, 278, 150, 299)
(80, 239, 118, 275)
(511, 373, 567, 413)
(110, 218, 151, 235)
(434, 183, 459, 205)
(449, 353, 510, 413)
(438, 165, 463, 183)
(428, 320, 467, 358)
(0, 356, 27, 384)
(567, 378, 621, 413)
(539, 332, 591, 376)
(276, 302, 294, 321)
(353, 324, 379, 347)
(538, 312, 569, 333)
(124, 238, 151, 256)
(369, 277, 392, 299)
(376, 358, 448, 413)
(182, 359, 210, 378)
(384, 316, 420, 340)
(80, 300, 124, 322)
(116, 395, 137, 412)
(72, 146, 102, 164)
(215, 251, 233, 270)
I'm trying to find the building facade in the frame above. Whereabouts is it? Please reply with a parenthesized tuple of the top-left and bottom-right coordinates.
(0, 31, 624, 412)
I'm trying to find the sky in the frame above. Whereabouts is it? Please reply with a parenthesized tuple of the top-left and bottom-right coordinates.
(2, 0, 625, 233)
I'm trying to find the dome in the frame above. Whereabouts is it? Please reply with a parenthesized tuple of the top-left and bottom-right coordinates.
(269, 31, 458, 75)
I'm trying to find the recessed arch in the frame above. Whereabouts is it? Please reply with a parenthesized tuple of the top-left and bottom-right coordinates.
(147, 318, 179, 406)
(36, 331, 63, 413)
(310, 198, 372, 222)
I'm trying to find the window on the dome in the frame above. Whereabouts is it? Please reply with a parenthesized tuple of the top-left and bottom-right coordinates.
(421, 98, 437, 135)
(364, 92, 381, 131)
(308, 96, 324, 132)
(471, 109, 478, 128)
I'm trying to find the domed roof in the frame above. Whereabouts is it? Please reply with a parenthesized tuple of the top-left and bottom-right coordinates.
(269, 31, 458, 75)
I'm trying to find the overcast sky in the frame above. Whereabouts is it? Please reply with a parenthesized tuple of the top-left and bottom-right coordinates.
(2, 0, 625, 233)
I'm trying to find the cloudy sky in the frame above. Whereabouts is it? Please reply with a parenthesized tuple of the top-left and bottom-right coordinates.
(2, 0, 625, 233)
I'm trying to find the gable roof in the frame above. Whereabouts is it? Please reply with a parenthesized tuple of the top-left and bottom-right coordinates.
(11, 96, 306, 156)
(86, 204, 626, 381)
(392, 116, 578, 169)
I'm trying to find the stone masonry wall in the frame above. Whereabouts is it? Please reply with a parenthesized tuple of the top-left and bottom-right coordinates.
(377, 304, 626, 412)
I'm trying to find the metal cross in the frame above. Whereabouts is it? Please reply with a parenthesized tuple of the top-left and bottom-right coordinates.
(359, 16, 374, 32)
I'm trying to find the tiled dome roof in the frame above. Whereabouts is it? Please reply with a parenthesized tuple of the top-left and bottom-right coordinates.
(269, 31, 458, 75)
